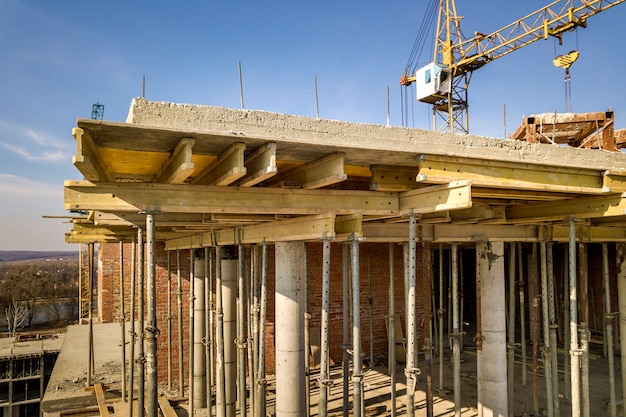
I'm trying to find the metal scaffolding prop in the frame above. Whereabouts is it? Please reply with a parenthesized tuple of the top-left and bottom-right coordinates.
(318, 237, 332, 417)
(146, 213, 159, 417)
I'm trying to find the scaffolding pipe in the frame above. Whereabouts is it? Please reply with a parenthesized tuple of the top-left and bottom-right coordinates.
(351, 235, 364, 417)
(531, 244, 539, 416)
(145, 214, 158, 417)
(177, 250, 184, 398)
(88, 242, 94, 387)
(189, 251, 196, 417)
(602, 243, 617, 417)
(405, 214, 418, 417)
(128, 235, 136, 417)
(367, 244, 374, 367)
(423, 242, 434, 417)
(451, 243, 461, 417)
(319, 237, 331, 417)
(518, 244, 527, 386)
(388, 243, 397, 417)
(222, 248, 238, 417)
(547, 243, 560, 417)
(563, 247, 571, 400)
(568, 218, 581, 417)
(342, 243, 350, 417)
(255, 242, 268, 417)
(137, 229, 145, 417)
(304, 245, 311, 417)
(215, 246, 226, 417)
(579, 243, 590, 417)
(206, 248, 214, 417)
(616, 243, 626, 417)
(119, 241, 127, 401)
(194, 255, 207, 409)
(438, 244, 445, 392)
(248, 247, 257, 417)
(540, 241, 554, 417)
(237, 245, 247, 416)
(507, 242, 516, 417)
(167, 250, 173, 392)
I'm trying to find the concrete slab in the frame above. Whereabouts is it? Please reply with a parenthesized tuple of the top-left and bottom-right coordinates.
(0, 333, 64, 359)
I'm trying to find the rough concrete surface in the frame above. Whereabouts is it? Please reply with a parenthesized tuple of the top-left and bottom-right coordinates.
(126, 98, 626, 171)
(0, 333, 64, 359)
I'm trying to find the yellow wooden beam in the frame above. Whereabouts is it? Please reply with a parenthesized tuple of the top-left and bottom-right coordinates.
(370, 165, 418, 191)
(399, 180, 472, 215)
(154, 137, 195, 184)
(506, 193, 626, 223)
(267, 152, 347, 189)
(361, 223, 539, 242)
(603, 170, 626, 193)
(335, 214, 363, 239)
(64, 181, 399, 216)
(72, 127, 113, 182)
(542, 225, 626, 242)
(237, 143, 278, 187)
(417, 154, 606, 194)
(192, 142, 247, 185)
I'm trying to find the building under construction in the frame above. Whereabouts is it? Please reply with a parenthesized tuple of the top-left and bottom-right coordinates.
(41, 98, 626, 417)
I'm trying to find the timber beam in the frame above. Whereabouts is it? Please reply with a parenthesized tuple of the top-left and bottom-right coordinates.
(191, 142, 247, 185)
(399, 180, 472, 214)
(72, 127, 113, 182)
(416, 154, 611, 194)
(154, 137, 195, 184)
(237, 142, 278, 187)
(506, 193, 626, 223)
(265, 152, 347, 189)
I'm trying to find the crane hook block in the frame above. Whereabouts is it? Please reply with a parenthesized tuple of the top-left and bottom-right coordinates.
(553, 50, 580, 70)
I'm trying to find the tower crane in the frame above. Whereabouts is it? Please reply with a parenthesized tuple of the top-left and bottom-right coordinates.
(400, 0, 625, 134)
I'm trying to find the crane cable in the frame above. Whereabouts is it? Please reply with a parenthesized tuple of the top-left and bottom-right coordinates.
(404, 0, 439, 77)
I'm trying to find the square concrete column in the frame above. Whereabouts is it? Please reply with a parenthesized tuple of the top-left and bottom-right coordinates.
(476, 241, 508, 417)
(275, 241, 306, 417)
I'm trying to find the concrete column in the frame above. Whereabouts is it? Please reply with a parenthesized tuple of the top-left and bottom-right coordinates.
(616, 242, 626, 414)
(221, 247, 238, 417)
(194, 257, 207, 408)
(477, 241, 508, 417)
(275, 241, 306, 417)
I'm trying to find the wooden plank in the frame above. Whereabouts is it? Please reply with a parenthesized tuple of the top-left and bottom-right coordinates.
(154, 138, 196, 184)
(158, 396, 178, 417)
(370, 165, 419, 191)
(237, 142, 278, 187)
(94, 383, 109, 417)
(72, 127, 113, 182)
(192, 142, 247, 185)
(399, 181, 472, 215)
(266, 152, 347, 189)
(506, 193, 626, 223)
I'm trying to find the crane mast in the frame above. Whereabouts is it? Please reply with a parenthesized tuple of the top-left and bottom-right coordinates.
(401, 0, 626, 134)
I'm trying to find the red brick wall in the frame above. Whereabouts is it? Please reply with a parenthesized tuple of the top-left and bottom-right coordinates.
(97, 240, 433, 392)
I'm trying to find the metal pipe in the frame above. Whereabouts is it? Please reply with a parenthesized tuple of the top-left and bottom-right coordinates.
(177, 250, 184, 398)
(507, 242, 516, 417)
(616, 243, 626, 417)
(245, 247, 255, 417)
(189, 251, 196, 417)
(128, 235, 136, 417)
(367, 244, 374, 367)
(579, 243, 590, 417)
(194, 255, 207, 409)
(237, 245, 247, 416)
(351, 235, 364, 417)
(531, 244, 539, 416)
(319, 237, 331, 417)
(304, 243, 311, 417)
(568, 218, 581, 417)
(120, 241, 127, 401)
(451, 243, 460, 417)
(215, 246, 226, 417)
(167, 250, 173, 392)
(540, 241, 554, 417)
(547, 243, 560, 417)
(137, 229, 145, 417)
(602, 243, 617, 417)
(405, 214, 418, 417)
(518, 243, 527, 386)
(145, 214, 158, 417)
(222, 248, 238, 417)
(255, 242, 268, 417)
(342, 243, 350, 417)
(88, 242, 94, 387)
(206, 248, 214, 417)
(563, 244, 571, 400)
(388, 243, 396, 417)
(423, 242, 433, 417)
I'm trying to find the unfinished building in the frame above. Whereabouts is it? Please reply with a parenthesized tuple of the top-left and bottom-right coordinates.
(44, 98, 626, 417)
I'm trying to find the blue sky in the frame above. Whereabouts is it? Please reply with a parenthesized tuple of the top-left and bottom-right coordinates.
(1, 1, 625, 251)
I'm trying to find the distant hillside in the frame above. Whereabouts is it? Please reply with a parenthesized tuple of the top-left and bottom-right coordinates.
(0, 251, 79, 263)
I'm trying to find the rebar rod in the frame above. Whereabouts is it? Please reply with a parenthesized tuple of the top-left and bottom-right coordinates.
(177, 250, 184, 398)
(351, 235, 363, 417)
(120, 241, 127, 401)
(569, 218, 581, 417)
(541, 241, 554, 417)
(255, 242, 268, 417)
(388, 243, 397, 417)
(602, 243, 617, 417)
(319, 237, 331, 417)
(145, 214, 158, 417)
(342, 243, 350, 417)
(128, 235, 136, 417)
(507, 242, 516, 417)
(451, 243, 460, 417)
(237, 245, 247, 416)
(137, 228, 145, 417)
